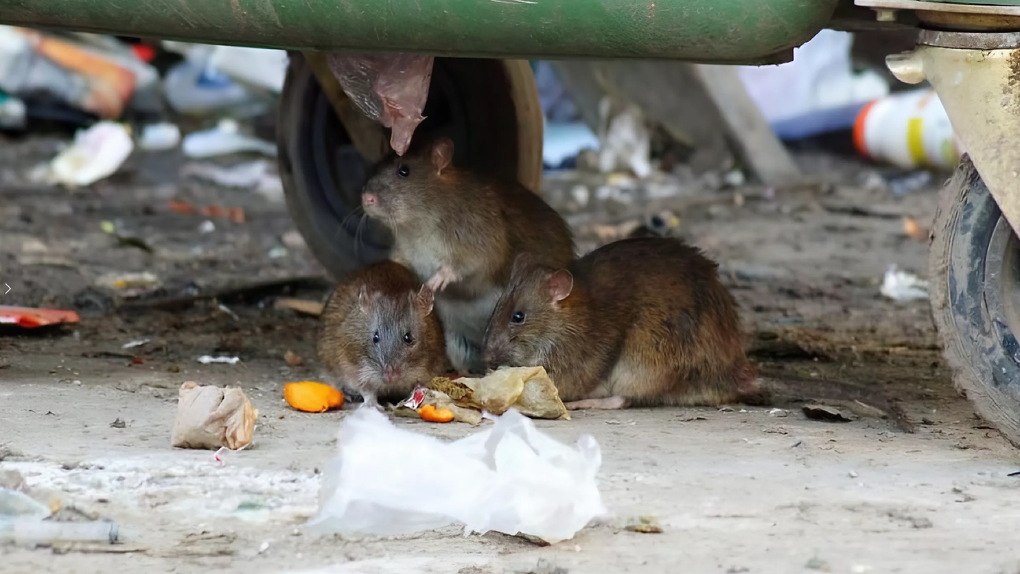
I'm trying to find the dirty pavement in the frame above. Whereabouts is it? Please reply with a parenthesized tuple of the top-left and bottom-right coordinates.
(2, 128, 1019, 573)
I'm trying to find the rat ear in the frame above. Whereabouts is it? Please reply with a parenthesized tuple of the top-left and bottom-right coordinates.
(414, 285, 434, 316)
(548, 269, 573, 302)
(431, 137, 454, 175)
(357, 285, 369, 308)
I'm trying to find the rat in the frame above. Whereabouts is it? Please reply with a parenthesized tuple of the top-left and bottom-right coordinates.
(482, 237, 761, 410)
(360, 136, 575, 373)
(318, 260, 447, 407)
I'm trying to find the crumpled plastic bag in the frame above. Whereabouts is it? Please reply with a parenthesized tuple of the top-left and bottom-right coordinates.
(171, 382, 257, 450)
(307, 407, 606, 544)
(325, 53, 434, 156)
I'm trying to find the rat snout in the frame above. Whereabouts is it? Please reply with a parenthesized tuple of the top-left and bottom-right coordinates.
(362, 192, 379, 208)
(383, 365, 402, 385)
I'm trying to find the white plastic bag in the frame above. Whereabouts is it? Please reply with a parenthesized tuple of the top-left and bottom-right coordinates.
(325, 53, 433, 156)
(307, 408, 606, 544)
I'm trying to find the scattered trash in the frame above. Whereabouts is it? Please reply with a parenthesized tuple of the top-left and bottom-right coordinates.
(284, 351, 303, 368)
(880, 265, 929, 301)
(96, 272, 159, 290)
(274, 298, 325, 317)
(543, 122, 600, 169)
(182, 119, 275, 158)
(49, 121, 133, 188)
(625, 516, 664, 534)
(162, 42, 270, 116)
(802, 404, 855, 423)
(307, 407, 606, 544)
(168, 200, 245, 224)
(0, 90, 26, 129)
(100, 220, 153, 253)
(805, 557, 829, 570)
(326, 53, 433, 156)
(597, 98, 652, 178)
(848, 470, 859, 478)
(207, 46, 288, 93)
(110, 418, 126, 429)
(903, 216, 929, 241)
(854, 88, 961, 170)
(886, 171, 933, 196)
(197, 356, 240, 365)
(138, 122, 181, 151)
(768, 408, 790, 418)
(283, 381, 344, 413)
(198, 220, 216, 233)
(738, 29, 889, 140)
(417, 404, 455, 423)
(0, 486, 118, 547)
(0, 306, 80, 328)
(122, 339, 149, 349)
(171, 381, 257, 450)
(268, 247, 288, 259)
(422, 367, 571, 421)
(181, 160, 282, 197)
(0, 26, 140, 120)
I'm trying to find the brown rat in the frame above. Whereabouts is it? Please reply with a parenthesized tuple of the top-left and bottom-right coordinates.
(482, 237, 760, 409)
(318, 260, 447, 407)
(361, 137, 575, 373)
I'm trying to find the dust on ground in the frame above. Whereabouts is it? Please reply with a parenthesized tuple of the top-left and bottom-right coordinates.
(2, 137, 1019, 574)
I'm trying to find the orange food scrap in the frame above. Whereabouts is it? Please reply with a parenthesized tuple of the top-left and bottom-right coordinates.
(903, 216, 929, 241)
(417, 404, 454, 423)
(284, 381, 345, 413)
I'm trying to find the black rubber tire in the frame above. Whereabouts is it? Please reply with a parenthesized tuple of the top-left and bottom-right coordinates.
(929, 155, 1020, 446)
(277, 53, 533, 280)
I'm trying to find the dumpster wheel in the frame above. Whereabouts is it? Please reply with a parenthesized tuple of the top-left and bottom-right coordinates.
(930, 155, 1020, 447)
(277, 54, 543, 279)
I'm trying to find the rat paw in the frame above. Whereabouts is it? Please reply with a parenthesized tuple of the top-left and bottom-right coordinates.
(565, 396, 629, 410)
(426, 267, 458, 292)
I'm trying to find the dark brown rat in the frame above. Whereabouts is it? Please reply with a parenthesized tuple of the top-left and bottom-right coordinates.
(361, 137, 575, 373)
(318, 260, 447, 406)
(482, 237, 759, 409)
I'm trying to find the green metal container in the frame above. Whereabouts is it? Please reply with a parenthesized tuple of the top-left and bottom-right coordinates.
(0, 0, 837, 63)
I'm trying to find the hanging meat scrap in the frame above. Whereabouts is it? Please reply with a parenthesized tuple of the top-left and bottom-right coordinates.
(326, 53, 434, 156)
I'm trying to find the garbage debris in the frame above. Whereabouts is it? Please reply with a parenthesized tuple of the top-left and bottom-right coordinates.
(307, 407, 606, 544)
(100, 220, 153, 253)
(122, 339, 149, 349)
(854, 89, 961, 170)
(544, 122, 600, 170)
(283, 381, 345, 413)
(1, 487, 119, 547)
(0, 306, 80, 328)
(197, 355, 240, 365)
(207, 46, 288, 93)
(284, 350, 303, 367)
(182, 119, 275, 158)
(326, 53, 433, 156)
(903, 217, 929, 241)
(802, 404, 856, 423)
(625, 515, 664, 534)
(0, 26, 141, 120)
(171, 381, 257, 450)
(394, 386, 483, 425)
(168, 200, 245, 224)
(447, 366, 570, 420)
(96, 272, 159, 290)
(738, 29, 889, 140)
(0, 90, 26, 129)
(48, 121, 133, 187)
(597, 97, 652, 178)
(162, 42, 272, 116)
(880, 265, 929, 302)
(274, 297, 325, 317)
(138, 122, 181, 151)
(181, 160, 282, 198)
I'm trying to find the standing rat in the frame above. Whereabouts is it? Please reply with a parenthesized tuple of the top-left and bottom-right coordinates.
(318, 260, 447, 407)
(482, 237, 760, 409)
(360, 137, 575, 373)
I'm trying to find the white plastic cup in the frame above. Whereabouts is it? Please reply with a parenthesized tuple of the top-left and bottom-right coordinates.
(854, 88, 963, 170)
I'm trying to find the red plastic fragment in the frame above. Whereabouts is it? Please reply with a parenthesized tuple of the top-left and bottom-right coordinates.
(0, 306, 81, 328)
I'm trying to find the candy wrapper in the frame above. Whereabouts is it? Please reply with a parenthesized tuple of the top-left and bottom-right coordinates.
(308, 407, 606, 544)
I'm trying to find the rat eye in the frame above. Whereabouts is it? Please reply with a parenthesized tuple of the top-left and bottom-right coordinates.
(372, 331, 380, 344)
(403, 332, 414, 345)
(511, 312, 525, 324)
(397, 164, 410, 177)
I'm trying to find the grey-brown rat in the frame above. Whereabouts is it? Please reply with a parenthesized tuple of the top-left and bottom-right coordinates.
(482, 237, 760, 409)
(361, 137, 575, 373)
(318, 260, 447, 406)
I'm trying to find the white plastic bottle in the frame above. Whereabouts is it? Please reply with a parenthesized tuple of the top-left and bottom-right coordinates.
(853, 88, 962, 170)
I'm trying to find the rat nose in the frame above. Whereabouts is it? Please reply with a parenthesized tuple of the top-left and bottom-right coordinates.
(362, 193, 379, 207)
(383, 365, 401, 384)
